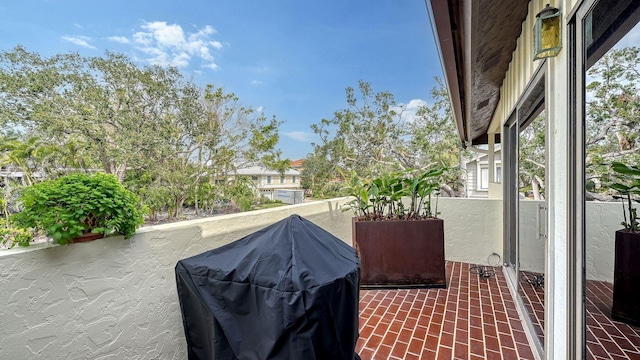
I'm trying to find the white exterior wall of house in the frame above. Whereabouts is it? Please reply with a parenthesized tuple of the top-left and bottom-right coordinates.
(465, 149, 502, 198)
(234, 166, 302, 200)
(484, 1, 582, 358)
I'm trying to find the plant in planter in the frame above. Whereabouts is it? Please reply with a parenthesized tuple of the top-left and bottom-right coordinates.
(605, 162, 640, 325)
(12, 172, 145, 245)
(343, 167, 447, 288)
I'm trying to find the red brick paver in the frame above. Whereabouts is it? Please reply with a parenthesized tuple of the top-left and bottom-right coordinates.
(357, 261, 534, 359)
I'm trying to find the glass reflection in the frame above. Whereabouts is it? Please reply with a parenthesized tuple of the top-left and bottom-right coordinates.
(583, 2, 640, 358)
(518, 113, 546, 349)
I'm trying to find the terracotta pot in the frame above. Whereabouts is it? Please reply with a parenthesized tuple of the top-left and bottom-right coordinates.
(352, 218, 446, 288)
(70, 232, 104, 243)
(612, 229, 640, 326)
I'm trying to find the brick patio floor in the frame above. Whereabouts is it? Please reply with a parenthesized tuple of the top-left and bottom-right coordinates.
(357, 261, 535, 360)
(519, 272, 640, 359)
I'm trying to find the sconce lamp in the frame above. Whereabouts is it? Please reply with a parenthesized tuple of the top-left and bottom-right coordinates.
(533, 4, 562, 60)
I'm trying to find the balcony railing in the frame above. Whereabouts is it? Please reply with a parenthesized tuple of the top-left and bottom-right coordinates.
(0, 197, 625, 358)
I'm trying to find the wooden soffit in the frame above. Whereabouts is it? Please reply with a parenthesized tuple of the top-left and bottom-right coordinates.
(428, 0, 530, 146)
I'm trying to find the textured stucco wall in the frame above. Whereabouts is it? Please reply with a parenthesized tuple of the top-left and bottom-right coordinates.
(0, 197, 542, 359)
(0, 199, 352, 360)
(516, 200, 622, 282)
(0, 196, 622, 358)
(437, 198, 503, 265)
(585, 202, 624, 282)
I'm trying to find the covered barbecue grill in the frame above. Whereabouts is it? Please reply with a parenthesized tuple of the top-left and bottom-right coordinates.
(175, 214, 361, 360)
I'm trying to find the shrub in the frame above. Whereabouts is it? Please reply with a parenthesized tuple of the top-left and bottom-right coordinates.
(0, 219, 33, 248)
(12, 172, 145, 245)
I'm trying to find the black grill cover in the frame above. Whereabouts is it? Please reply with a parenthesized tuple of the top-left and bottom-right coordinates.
(175, 214, 361, 360)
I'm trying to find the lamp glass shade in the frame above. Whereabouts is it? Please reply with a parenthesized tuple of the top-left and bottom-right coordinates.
(534, 7, 562, 60)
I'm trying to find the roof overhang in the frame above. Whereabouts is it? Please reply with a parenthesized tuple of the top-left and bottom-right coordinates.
(427, 0, 530, 146)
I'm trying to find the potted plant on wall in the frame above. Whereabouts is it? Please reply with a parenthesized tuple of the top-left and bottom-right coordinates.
(343, 167, 447, 288)
(606, 161, 640, 325)
(13, 172, 145, 245)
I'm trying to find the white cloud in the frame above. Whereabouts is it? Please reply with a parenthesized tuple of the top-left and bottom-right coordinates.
(107, 36, 130, 44)
(191, 25, 216, 38)
(203, 62, 219, 70)
(112, 21, 223, 69)
(61, 35, 96, 49)
(250, 80, 263, 86)
(284, 131, 315, 143)
(392, 99, 428, 123)
(256, 106, 264, 113)
(197, 46, 213, 61)
(142, 21, 185, 48)
(73, 23, 83, 29)
(133, 31, 153, 46)
(250, 66, 270, 73)
(171, 52, 191, 68)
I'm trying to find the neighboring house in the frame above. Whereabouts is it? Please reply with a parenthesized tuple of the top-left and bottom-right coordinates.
(234, 166, 302, 200)
(463, 146, 501, 198)
(290, 158, 305, 172)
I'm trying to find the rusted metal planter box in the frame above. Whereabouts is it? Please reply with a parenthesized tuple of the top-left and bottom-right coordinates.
(352, 218, 446, 288)
(612, 230, 640, 326)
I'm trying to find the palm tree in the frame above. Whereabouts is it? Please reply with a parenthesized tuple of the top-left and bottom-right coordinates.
(0, 135, 57, 185)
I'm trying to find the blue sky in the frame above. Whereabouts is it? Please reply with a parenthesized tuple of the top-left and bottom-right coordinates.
(0, 1, 443, 160)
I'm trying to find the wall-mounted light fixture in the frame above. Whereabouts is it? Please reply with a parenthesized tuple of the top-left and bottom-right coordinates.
(533, 4, 562, 60)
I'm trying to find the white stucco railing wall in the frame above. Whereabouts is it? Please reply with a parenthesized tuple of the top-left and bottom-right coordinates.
(0, 199, 352, 360)
(516, 200, 623, 282)
(585, 201, 626, 282)
(436, 198, 504, 265)
(0, 197, 546, 358)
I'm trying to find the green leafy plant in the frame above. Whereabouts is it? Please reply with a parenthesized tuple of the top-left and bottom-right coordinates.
(138, 184, 172, 221)
(343, 167, 446, 221)
(605, 162, 640, 232)
(12, 172, 145, 245)
(0, 219, 33, 248)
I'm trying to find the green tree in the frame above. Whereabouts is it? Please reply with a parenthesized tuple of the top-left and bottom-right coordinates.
(519, 114, 546, 200)
(0, 134, 57, 185)
(306, 78, 464, 197)
(586, 46, 640, 192)
(0, 47, 288, 217)
(310, 80, 406, 178)
(406, 77, 466, 196)
(0, 47, 183, 181)
(132, 83, 288, 218)
(227, 176, 256, 211)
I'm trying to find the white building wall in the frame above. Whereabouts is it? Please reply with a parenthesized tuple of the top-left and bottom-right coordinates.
(466, 164, 479, 194)
(487, 1, 583, 357)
